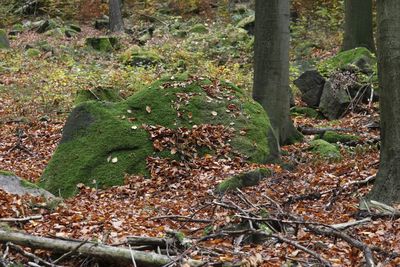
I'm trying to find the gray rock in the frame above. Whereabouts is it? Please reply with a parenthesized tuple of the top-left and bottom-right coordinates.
(294, 70, 326, 108)
(0, 174, 54, 198)
(319, 80, 351, 120)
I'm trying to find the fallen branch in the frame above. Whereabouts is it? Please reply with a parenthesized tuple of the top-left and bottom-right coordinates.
(330, 218, 372, 230)
(127, 236, 175, 248)
(0, 215, 42, 223)
(0, 229, 202, 267)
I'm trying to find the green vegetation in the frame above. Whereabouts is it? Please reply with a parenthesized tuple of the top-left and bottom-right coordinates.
(317, 47, 376, 76)
(216, 168, 271, 193)
(0, 170, 14, 176)
(290, 106, 321, 119)
(309, 139, 341, 161)
(20, 179, 40, 189)
(319, 131, 360, 143)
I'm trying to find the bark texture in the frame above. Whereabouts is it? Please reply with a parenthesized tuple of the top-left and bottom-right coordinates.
(253, 0, 301, 146)
(367, 0, 400, 204)
(109, 0, 124, 32)
(343, 0, 375, 52)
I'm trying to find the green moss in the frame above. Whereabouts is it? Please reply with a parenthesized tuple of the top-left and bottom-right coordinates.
(216, 168, 272, 193)
(86, 36, 118, 52)
(26, 48, 41, 57)
(319, 131, 360, 144)
(120, 46, 163, 67)
(20, 179, 40, 189)
(189, 24, 209, 34)
(41, 77, 277, 197)
(237, 15, 254, 29)
(317, 47, 376, 77)
(309, 139, 341, 161)
(290, 106, 321, 119)
(75, 87, 123, 104)
(0, 29, 10, 49)
(0, 170, 14, 176)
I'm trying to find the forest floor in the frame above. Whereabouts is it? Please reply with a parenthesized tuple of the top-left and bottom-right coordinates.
(0, 14, 400, 267)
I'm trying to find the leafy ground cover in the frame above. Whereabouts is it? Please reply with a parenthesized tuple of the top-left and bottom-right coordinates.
(0, 8, 399, 267)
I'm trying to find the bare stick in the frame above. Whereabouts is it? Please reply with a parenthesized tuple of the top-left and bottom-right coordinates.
(151, 215, 212, 224)
(0, 215, 42, 223)
(7, 242, 60, 267)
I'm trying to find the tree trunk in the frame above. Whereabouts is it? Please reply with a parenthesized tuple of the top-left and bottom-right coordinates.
(109, 0, 124, 32)
(253, 0, 302, 146)
(366, 0, 400, 204)
(342, 0, 375, 52)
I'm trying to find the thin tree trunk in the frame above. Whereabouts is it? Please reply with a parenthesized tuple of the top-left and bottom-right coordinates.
(367, 0, 400, 204)
(342, 0, 375, 52)
(109, 0, 124, 32)
(253, 0, 302, 146)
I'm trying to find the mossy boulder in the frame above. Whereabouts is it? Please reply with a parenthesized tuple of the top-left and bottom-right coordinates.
(86, 36, 119, 52)
(9, 23, 24, 35)
(36, 19, 61, 34)
(120, 46, 163, 67)
(317, 47, 377, 77)
(0, 29, 10, 49)
(319, 131, 360, 144)
(41, 76, 278, 197)
(216, 168, 271, 193)
(309, 139, 341, 160)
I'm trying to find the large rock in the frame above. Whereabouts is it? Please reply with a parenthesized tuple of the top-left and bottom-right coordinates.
(237, 15, 255, 35)
(0, 29, 10, 49)
(86, 36, 119, 52)
(294, 70, 325, 108)
(0, 171, 54, 198)
(41, 76, 279, 197)
(319, 80, 351, 120)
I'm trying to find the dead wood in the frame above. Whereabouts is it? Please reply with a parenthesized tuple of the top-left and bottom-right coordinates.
(0, 229, 202, 267)
(297, 126, 352, 135)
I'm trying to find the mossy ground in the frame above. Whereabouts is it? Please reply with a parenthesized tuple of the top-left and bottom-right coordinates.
(317, 47, 376, 77)
(41, 76, 276, 197)
(319, 131, 359, 143)
(309, 139, 341, 161)
(0, 170, 14, 176)
(216, 168, 271, 193)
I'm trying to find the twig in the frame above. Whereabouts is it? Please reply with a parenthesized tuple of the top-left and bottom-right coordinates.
(128, 244, 138, 267)
(7, 242, 61, 267)
(151, 215, 212, 224)
(53, 239, 89, 264)
(0, 215, 42, 223)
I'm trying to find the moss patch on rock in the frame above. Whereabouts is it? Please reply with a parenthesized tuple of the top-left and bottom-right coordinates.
(41, 76, 278, 197)
(309, 139, 341, 161)
(75, 87, 123, 104)
(317, 47, 376, 77)
(290, 106, 321, 119)
(216, 168, 271, 193)
(0, 170, 14, 176)
(319, 131, 360, 144)
(86, 36, 119, 52)
(120, 46, 163, 67)
(0, 29, 10, 49)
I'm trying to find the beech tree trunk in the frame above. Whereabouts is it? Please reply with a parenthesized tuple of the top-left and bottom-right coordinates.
(367, 0, 400, 204)
(253, 0, 302, 146)
(342, 0, 375, 52)
(109, 0, 124, 32)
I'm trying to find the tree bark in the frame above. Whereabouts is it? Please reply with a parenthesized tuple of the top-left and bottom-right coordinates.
(0, 229, 201, 266)
(366, 0, 400, 204)
(342, 0, 375, 52)
(109, 0, 124, 32)
(253, 0, 302, 146)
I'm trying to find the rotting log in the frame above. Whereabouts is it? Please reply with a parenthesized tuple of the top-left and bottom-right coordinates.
(0, 229, 201, 267)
